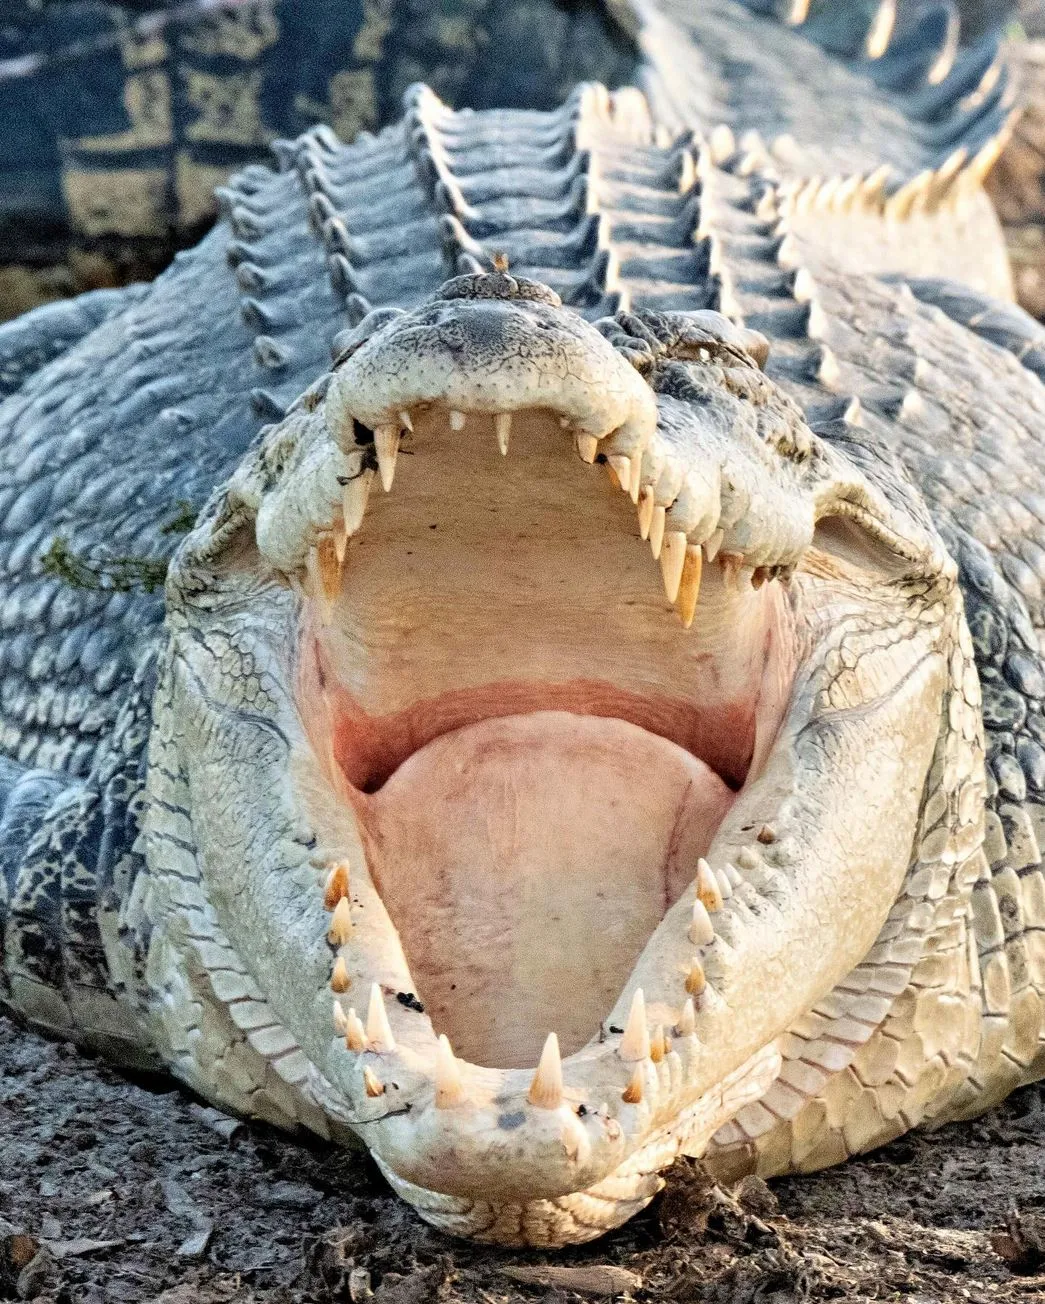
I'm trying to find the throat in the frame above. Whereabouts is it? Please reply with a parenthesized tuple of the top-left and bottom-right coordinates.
(350, 710, 733, 1068)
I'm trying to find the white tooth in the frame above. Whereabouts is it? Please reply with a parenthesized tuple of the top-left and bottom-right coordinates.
(696, 858, 723, 913)
(714, 866, 733, 900)
(374, 425, 400, 492)
(494, 412, 511, 456)
(650, 1024, 670, 1063)
(619, 989, 650, 1062)
(307, 543, 338, 623)
(719, 552, 742, 591)
(363, 1066, 385, 1097)
(628, 452, 642, 504)
(725, 862, 743, 887)
(345, 1007, 367, 1052)
(528, 1032, 564, 1109)
(323, 861, 350, 910)
(342, 469, 374, 533)
(649, 505, 666, 559)
(637, 486, 656, 539)
(327, 897, 353, 946)
(737, 846, 761, 870)
(577, 433, 599, 463)
(449, 409, 466, 431)
(560, 1116, 590, 1164)
(399, 409, 413, 431)
(660, 531, 687, 603)
(622, 1064, 644, 1104)
(332, 1001, 349, 1036)
(677, 998, 697, 1037)
(331, 956, 351, 994)
(366, 983, 396, 1053)
(690, 898, 715, 947)
(607, 455, 632, 494)
(704, 528, 724, 563)
(676, 544, 703, 628)
(333, 517, 348, 567)
(686, 957, 707, 997)
(434, 1033, 466, 1109)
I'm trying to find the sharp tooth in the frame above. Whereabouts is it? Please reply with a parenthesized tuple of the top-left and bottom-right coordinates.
(619, 989, 650, 1061)
(676, 544, 703, 628)
(719, 552, 743, 590)
(677, 998, 697, 1037)
(342, 469, 373, 534)
(323, 862, 350, 910)
(689, 898, 715, 947)
(685, 957, 707, 997)
(399, 409, 413, 431)
(725, 862, 743, 887)
(331, 956, 351, 993)
(637, 486, 656, 539)
(714, 866, 733, 900)
(528, 1032, 564, 1109)
(628, 452, 642, 504)
(363, 1066, 385, 1097)
(333, 517, 348, 568)
(366, 983, 396, 1053)
(327, 897, 353, 946)
(649, 505, 666, 560)
(374, 425, 400, 492)
(332, 1001, 349, 1036)
(660, 531, 687, 603)
(346, 1007, 367, 1051)
(696, 858, 723, 913)
(704, 528, 724, 563)
(577, 434, 598, 463)
(650, 1024, 670, 1063)
(308, 542, 339, 620)
(449, 409, 466, 431)
(494, 412, 511, 456)
(608, 455, 632, 494)
(560, 1116, 589, 1163)
(622, 1064, 644, 1104)
(434, 1033, 466, 1108)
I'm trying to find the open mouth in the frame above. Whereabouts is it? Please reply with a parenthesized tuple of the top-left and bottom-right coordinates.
(175, 274, 950, 1238)
(296, 403, 796, 1069)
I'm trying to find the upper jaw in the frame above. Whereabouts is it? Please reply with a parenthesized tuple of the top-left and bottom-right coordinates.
(159, 273, 957, 1241)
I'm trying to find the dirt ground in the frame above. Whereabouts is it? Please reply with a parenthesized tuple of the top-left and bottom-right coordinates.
(1, 1014, 1043, 1304)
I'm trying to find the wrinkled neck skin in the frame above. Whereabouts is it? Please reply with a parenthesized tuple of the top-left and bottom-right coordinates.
(148, 278, 966, 1245)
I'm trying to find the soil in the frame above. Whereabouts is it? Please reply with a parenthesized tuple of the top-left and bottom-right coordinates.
(1, 1014, 1043, 1304)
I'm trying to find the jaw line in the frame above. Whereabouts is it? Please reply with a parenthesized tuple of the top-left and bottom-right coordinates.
(279, 577, 947, 1205)
(155, 277, 954, 1234)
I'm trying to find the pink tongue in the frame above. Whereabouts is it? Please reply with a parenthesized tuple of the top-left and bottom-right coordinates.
(358, 711, 734, 1068)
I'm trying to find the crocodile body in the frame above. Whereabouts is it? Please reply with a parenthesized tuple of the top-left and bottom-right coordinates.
(1, 0, 1044, 1248)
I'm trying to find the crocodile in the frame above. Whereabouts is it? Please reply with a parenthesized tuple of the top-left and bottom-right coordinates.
(1, 0, 1044, 1249)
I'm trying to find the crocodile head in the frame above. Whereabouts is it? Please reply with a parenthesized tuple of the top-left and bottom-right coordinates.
(156, 272, 964, 1244)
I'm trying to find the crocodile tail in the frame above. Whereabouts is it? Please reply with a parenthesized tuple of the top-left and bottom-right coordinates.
(0, 657, 158, 1069)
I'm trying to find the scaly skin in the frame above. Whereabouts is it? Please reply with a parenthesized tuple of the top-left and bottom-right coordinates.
(1, 1, 1043, 1248)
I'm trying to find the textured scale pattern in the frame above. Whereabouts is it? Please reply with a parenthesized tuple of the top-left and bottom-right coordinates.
(0, 0, 1042, 1227)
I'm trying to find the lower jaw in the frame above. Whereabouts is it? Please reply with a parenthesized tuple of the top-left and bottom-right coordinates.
(302, 680, 749, 1068)
(372, 1037, 782, 1246)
